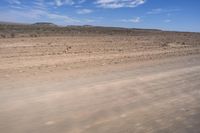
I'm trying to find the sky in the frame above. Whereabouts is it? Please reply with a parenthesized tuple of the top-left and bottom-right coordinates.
(0, 0, 200, 32)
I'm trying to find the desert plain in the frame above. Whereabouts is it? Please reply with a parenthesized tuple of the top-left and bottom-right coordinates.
(0, 25, 200, 133)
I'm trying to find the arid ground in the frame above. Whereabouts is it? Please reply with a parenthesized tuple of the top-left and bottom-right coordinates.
(0, 28, 200, 133)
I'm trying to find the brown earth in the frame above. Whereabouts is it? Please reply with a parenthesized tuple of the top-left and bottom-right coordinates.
(0, 30, 200, 133)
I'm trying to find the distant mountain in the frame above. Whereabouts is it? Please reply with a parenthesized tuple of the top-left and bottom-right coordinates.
(66, 25, 94, 28)
(0, 21, 29, 25)
(0, 21, 169, 39)
(32, 22, 57, 27)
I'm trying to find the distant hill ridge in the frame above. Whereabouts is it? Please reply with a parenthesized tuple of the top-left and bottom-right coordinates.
(1, 21, 197, 39)
(32, 22, 58, 27)
(0, 21, 162, 31)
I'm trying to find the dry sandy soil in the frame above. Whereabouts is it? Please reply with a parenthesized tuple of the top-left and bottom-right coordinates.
(0, 33, 200, 133)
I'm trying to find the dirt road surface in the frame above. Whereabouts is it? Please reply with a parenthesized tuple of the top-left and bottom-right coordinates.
(0, 35, 200, 133)
(0, 54, 200, 133)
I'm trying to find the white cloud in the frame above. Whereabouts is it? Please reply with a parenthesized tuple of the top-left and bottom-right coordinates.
(54, 0, 74, 7)
(96, 0, 146, 9)
(33, 0, 47, 10)
(121, 17, 141, 23)
(8, 0, 21, 5)
(147, 8, 162, 14)
(53, 0, 88, 7)
(78, 0, 86, 4)
(2, 0, 99, 25)
(147, 8, 180, 15)
(77, 9, 93, 14)
(0, 7, 79, 24)
(10, 5, 23, 9)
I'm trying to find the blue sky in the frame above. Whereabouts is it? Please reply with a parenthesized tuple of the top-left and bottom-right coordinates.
(0, 0, 200, 32)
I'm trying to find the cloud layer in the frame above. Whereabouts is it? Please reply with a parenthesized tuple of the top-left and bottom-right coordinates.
(96, 0, 146, 8)
(121, 17, 141, 23)
(1, 0, 148, 25)
(76, 9, 93, 14)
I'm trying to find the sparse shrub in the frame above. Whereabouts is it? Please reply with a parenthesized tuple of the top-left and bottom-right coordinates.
(10, 33, 15, 38)
(182, 42, 186, 45)
(0, 34, 6, 38)
(63, 46, 72, 54)
(161, 43, 168, 47)
(30, 34, 38, 37)
(68, 46, 72, 49)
